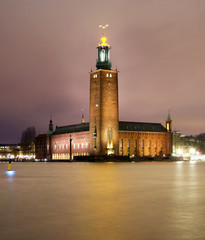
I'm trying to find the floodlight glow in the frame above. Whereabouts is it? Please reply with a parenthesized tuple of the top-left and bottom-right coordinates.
(5, 171, 15, 176)
(176, 148, 183, 155)
(190, 148, 196, 155)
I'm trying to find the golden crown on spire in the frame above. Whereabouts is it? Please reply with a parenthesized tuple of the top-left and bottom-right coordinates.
(101, 34, 108, 46)
(99, 24, 109, 46)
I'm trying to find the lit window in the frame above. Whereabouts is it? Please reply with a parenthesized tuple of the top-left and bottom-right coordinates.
(110, 73, 112, 77)
(128, 140, 130, 155)
(78, 143, 79, 149)
(86, 142, 88, 148)
(106, 73, 109, 77)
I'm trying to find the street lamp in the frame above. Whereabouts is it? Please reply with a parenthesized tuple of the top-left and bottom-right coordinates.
(70, 135, 72, 161)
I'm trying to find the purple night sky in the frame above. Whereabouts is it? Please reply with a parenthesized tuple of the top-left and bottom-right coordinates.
(0, 0, 205, 143)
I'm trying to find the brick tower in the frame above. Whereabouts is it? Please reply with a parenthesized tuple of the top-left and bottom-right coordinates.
(89, 34, 119, 155)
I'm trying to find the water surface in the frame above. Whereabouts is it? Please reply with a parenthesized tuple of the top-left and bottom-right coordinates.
(0, 162, 205, 240)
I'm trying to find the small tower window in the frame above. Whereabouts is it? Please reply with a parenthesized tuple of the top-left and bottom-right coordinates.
(155, 141, 157, 154)
(120, 139, 123, 155)
(142, 140, 144, 156)
(127, 140, 130, 155)
(149, 140, 151, 154)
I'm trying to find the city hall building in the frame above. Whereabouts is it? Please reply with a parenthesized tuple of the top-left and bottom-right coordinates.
(35, 35, 172, 160)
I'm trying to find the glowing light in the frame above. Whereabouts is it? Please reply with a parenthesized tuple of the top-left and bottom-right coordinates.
(99, 24, 109, 30)
(5, 171, 15, 176)
(176, 148, 183, 155)
(101, 34, 108, 46)
(190, 148, 196, 155)
(107, 140, 114, 155)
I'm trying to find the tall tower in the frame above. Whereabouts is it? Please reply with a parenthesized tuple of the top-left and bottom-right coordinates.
(166, 112, 172, 155)
(89, 34, 119, 155)
(166, 112, 172, 132)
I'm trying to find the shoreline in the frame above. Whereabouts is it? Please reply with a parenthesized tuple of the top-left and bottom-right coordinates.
(0, 156, 184, 163)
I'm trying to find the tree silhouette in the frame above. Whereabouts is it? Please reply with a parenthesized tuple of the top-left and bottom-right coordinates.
(20, 127, 36, 154)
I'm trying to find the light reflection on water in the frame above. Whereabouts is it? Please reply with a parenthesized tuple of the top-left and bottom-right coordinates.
(0, 162, 205, 240)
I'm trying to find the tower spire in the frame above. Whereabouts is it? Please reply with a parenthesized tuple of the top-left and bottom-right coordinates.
(81, 109, 85, 124)
(167, 111, 171, 121)
(48, 115, 53, 133)
(96, 32, 112, 70)
(166, 110, 172, 132)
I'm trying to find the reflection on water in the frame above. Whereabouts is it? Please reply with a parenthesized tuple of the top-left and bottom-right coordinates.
(0, 162, 205, 240)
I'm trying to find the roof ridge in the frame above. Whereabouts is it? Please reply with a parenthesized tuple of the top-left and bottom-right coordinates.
(119, 121, 162, 125)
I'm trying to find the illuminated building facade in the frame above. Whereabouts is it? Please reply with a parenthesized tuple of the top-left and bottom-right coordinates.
(172, 131, 205, 158)
(35, 35, 172, 160)
(0, 143, 35, 160)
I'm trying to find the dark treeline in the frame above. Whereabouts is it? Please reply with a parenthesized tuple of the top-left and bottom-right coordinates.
(20, 127, 36, 154)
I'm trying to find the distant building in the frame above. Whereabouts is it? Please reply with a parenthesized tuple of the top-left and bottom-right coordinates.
(172, 131, 205, 156)
(35, 35, 172, 160)
(0, 144, 21, 159)
(0, 143, 35, 160)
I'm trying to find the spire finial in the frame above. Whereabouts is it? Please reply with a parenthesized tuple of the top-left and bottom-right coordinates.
(167, 110, 171, 121)
(99, 24, 109, 46)
(48, 115, 53, 132)
(81, 109, 85, 123)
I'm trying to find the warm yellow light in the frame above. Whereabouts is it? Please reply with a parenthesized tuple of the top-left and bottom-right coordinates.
(101, 34, 108, 46)
(167, 123, 170, 131)
(190, 148, 196, 155)
(176, 148, 183, 155)
(107, 140, 114, 155)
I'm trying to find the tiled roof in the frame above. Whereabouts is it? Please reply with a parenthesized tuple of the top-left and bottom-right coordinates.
(53, 122, 89, 135)
(52, 121, 166, 135)
(119, 121, 166, 132)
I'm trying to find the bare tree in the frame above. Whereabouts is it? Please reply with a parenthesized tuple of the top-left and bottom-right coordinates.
(20, 127, 36, 154)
